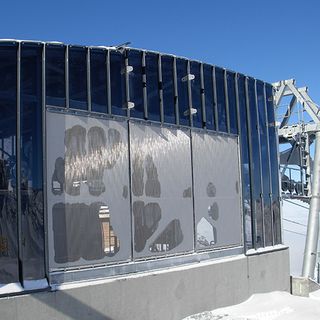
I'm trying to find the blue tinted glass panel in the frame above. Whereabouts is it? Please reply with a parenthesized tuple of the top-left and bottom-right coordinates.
(266, 84, 281, 244)
(248, 78, 263, 248)
(227, 71, 238, 134)
(190, 61, 202, 128)
(0, 43, 19, 284)
(90, 49, 107, 113)
(257, 81, 272, 246)
(46, 45, 66, 107)
(215, 67, 227, 132)
(238, 74, 253, 249)
(69, 47, 87, 110)
(176, 58, 189, 126)
(203, 64, 215, 130)
(110, 51, 126, 116)
(161, 56, 176, 124)
(145, 53, 160, 122)
(21, 43, 45, 280)
(128, 50, 144, 119)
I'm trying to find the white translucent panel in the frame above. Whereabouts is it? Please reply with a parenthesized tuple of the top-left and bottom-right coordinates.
(46, 112, 131, 269)
(192, 132, 242, 249)
(130, 122, 194, 258)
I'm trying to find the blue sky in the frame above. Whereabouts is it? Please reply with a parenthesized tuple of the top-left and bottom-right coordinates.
(2, 0, 320, 103)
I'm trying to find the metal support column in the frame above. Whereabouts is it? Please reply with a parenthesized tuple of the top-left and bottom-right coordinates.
(302, 131, 320, 278)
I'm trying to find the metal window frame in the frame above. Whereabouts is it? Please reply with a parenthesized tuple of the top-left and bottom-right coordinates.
(263, 82, 275, 246)
(87, 47, 91, 112)
(187, 60, 193, 127)
(16, 41, 23, 283)
(173, 57, 179, 125)
(212, 66, 219, 131)
(158, 54, 164, 123)
(142, 51, 147, 119)
(244, 76, 257, 249)
(106, 50, 112, 115)
(254, 79, 265, 248)
(200, 63, 206, 127)
(224, 69, 231, 133)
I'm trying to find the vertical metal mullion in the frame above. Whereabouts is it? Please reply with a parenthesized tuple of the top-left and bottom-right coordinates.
(127, 120, 134, 261)
(245, 77, 257, 249)
(142, 51, 147, 119)
(187, 60, 193, 127)
(235, 73, 246, 251)
(16, 42, 23, 283)
(65, 46, 69, 109)
(212, 66, 219, 131)
(87, 48, 91, 112)
(106, 50, 111, 115)
(173, 57, 179, 125)
(42, 44, 49, 281)
(200, 63, 206, 127)
(224, 69, 231, 133)
(255, 79, 265, 247)
(125, 51, 130, 118)
(189, 129, 197, 252)
(158, 54, 164, 123)
(263, 82, 274, 246)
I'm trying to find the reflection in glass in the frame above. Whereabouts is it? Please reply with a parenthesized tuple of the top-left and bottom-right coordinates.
(128, 50, 144, 119)
(133, 200, 161, 252)
(46, 44, 66, 107)
(215, 67, 227, 132)
(238, 74, 253, 249)
(146, 53, 160, 122)
(197, 217, 216, 247)
(227, 71, 238, 134)
(110, 51, 127, 116)
(176, 58, 189, 126)
(257, 81, 272, 246)
(149, 219, 183, 252)
(161, 55, 176, 124)
(69, 46, 88, 110)
(90, 49, 107, 113)
(203, 64, 215, 130)
(0, 43, 19, 284)
(248, 78, 263, 248)
(21, 43, 45, 280)
(190, 62, 202, 128)
(266, 84, 281, 244)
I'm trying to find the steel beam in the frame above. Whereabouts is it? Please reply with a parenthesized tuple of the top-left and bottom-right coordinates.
(302, 131, 320, 278)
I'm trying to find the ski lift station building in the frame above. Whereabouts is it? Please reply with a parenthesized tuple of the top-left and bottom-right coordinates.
(0, 40, 289, 319)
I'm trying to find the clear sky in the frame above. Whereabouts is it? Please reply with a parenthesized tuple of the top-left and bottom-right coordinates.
(2, 0, 320, 103)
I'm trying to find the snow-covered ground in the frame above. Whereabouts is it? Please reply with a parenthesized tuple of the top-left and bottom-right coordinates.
(183, 290, 320, 320)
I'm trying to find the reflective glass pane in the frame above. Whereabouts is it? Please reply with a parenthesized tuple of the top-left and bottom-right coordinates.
(110, 51, 126, 116)
(190, 61, 202, 128)
(0, 43, 19, 284)
(90, 49, 107, 113)
(203, 64, 215, 130)
(176, 58, 189, 126)
(145, 52, 160, 122)
(128, 50, 144, 119)
(46, 45, 66, 107)
(238, 74, 252, 249)
(21, 43, 45, 280)
(161, 55, 175, 124)
(215, 67, 227, 132)
(248, 78, 263, 248)
(227, 71, 238, 134)
(266, 84, 281, 244)
(257, 81, 272, 246)
(69, 46, 87, 110)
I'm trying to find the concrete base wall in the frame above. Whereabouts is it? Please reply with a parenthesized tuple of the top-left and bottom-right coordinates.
(0, 248, 290, 320)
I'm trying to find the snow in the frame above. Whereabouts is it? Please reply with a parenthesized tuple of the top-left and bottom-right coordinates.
(183, 291, 320, 320)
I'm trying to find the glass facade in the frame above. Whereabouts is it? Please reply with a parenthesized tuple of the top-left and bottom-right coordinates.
(0, 40, 282, 289)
